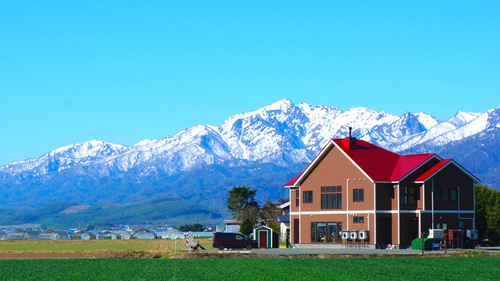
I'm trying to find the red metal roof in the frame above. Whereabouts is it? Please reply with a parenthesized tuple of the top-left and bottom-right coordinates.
(414, 159, 453, 182)
(333, 138, 436, 181)
(284, 138, 438, 186)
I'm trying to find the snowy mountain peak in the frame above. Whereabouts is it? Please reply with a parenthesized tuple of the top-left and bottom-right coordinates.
(1, 100, 498, 181)
(448, 111, 481, 127)
(49, 140, 127, 159)
(264, 98, 295, 112)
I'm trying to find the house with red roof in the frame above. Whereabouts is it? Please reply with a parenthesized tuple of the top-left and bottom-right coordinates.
(285, 130, 479, 248)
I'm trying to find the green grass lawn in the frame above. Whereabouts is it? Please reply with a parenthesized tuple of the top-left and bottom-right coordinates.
(0, 257, 498, 281)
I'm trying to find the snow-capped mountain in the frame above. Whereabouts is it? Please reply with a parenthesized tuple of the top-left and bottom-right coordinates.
(1, 99, 499, 208)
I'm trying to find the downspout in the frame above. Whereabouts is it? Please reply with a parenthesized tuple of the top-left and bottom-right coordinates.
(431, 178, 435, 229)
(373, 182, 377, 246)
(473, 183, 476, 230)
(299, 187, 301, 244)
(397, 184, 400, 246)
(346, 179, 350, 230)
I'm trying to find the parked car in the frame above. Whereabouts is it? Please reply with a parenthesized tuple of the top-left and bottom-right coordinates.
(212, 232, 258, 250)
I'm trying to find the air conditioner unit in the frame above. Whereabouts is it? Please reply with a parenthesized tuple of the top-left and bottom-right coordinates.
(428, 229, 444, 239)
(349, 230, 358, 240)
(341, 231, 349, 240)
(466, 230, 478, 240)
(358, 230, 369, 240)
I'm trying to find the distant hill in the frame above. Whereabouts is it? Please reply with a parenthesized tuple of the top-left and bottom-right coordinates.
(0, 197, 223, 229)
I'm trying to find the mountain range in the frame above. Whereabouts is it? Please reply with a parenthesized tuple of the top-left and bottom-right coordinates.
(1, 99, 498, 218)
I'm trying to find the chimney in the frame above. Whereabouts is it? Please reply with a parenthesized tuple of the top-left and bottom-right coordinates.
(348, 127, 356, 149)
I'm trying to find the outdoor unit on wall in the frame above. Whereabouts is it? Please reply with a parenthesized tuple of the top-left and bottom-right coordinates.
(341, 231, 349, 240)
(349, 230, 358, 240)
(466, 230, 478, 240)
(358, 230, 369, 240)
(428, 229, 444, 239)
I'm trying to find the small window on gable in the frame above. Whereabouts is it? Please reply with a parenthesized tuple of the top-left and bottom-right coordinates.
(353, 189, 364, 202)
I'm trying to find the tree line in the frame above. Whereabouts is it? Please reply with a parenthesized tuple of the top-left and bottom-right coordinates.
(475, 184, 500, 245)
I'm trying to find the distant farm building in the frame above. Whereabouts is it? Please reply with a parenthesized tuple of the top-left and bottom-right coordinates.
(115, 230, 131, 239)
(162, 229, 183, 239)
(131, 228, 157, 239)
(224, 220, 241, 233)
(98, 231, 121, 240)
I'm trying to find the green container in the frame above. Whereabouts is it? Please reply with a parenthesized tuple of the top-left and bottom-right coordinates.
(411, 238, 433, 250)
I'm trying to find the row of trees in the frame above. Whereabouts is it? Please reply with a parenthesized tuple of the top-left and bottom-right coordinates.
(226, 186, 285, 235)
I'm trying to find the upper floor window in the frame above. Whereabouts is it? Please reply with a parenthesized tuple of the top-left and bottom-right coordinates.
(353, 189, 364, 202)
(303, 190, 313, 203)
(321, 186, 342, 209)
(401, 186, 418, 205)
(434, 188, 457, 202)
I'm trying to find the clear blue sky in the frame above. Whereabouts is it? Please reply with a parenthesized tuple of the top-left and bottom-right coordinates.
(1, 1, 499, 166)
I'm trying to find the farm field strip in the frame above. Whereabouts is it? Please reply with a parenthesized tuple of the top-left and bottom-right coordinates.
(0, 238, 213, 251)
(0, 257, 499, 281)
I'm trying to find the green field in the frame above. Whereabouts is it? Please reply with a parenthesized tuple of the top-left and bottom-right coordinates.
(0, 257, 498, 281)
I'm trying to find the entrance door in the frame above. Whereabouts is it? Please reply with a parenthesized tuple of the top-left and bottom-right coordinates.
(259, 230, 268, 248)
(293, 219, 300, 243)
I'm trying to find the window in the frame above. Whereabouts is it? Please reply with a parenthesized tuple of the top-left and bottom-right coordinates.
(311, 222, 342, 243)
(401, 186, 418, 205)
(321, 186, 342, 209)
(450, 189, 457, 201)
(353, 216, 364, 223)
(295, 190, 299, 207)
(303, 191, 313, 203)
(353, 189, 364, 202)
(434, 188, 457, 202)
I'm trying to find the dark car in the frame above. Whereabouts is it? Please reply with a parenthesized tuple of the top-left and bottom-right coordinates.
(212, 232, 258, 250)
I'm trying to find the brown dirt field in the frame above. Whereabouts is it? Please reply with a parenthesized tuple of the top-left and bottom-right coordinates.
(0, 250, 165, 259)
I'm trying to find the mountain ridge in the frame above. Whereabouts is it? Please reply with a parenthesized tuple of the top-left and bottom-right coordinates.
(1, 99, 499, 209)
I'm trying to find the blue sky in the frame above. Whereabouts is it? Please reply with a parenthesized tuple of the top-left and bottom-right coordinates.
(1, 1, 499, 165)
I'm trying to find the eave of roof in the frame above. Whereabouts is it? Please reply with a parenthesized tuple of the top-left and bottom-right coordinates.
(414, 159, 480, 183)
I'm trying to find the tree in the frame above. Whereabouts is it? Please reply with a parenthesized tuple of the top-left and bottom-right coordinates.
(475, 184, 500, 245)
(260, 200, 282, 233)
(239, 218, 254, 236)
(226, 186, 260, 224)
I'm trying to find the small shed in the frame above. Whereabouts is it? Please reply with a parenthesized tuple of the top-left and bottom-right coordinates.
(253, 225, 278, 248)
